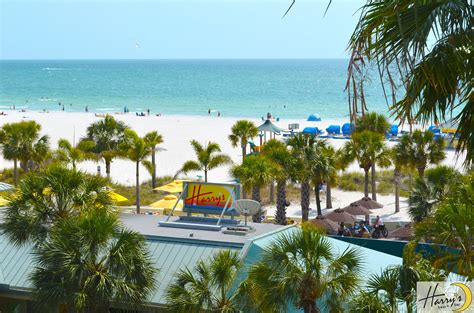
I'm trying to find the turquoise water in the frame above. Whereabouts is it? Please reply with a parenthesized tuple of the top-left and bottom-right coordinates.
(0, 59, 389, 119)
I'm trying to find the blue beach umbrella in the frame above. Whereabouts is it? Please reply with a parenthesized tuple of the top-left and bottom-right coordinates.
(307, 114, 321, 122)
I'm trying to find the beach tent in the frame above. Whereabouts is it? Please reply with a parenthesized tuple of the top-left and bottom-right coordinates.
(0, 182, 14, 192)
(389, 125, 399, 137)
(258, 119, 283, 144)
(150, 195, 183, 210)
(325, 208, 357, 224)
(326, 125, 341, 135)
(311, 216, 338, 234)
(342, 123, 355, 135)
(353, 197, 383, 210)
(307, 114, 321, 122)
(302, 127, 320, 136)
(428, 125, 440, 134)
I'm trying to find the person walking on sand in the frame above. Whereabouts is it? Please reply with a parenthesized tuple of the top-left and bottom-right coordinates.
(217, 111, 221, 117)
(147, 108, 150, 116)
(85, 106, 89, 112)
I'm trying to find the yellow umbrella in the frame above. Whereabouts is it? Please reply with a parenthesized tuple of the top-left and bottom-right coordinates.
(149, 195, 183, 210)
(154, 180, 189, 193)
(0, 196, 10, 206)
(107, 191, 128, 203)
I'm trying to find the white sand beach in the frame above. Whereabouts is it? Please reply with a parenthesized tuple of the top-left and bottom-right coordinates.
(0, 111, 466, 222)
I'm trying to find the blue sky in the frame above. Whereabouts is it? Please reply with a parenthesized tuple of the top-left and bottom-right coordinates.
(1, 0, 364, 59)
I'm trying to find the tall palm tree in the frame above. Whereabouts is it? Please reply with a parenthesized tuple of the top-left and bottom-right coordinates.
(309, 141, 335, 216)
(414, 173, 473, 279)
(231, 155, 277, 222)
(165, 250, 242, 312)
(355, 112, 390, 135)
(341, 131, 389, 199)
(391, 142, 412, 213)
(120, 129, 153, 214)
(228, 120, 259, 163)
(178, 140, 232, 182)
(323, 146, 340, 209)
(242, 225, 362, 312)
(261, 139, 293, 225)
(287, 133, 319, 222)
(0, 165, 113, 246)
(80, 115, 128, 178)
(143, 131, 164, 189)
(399, 130, 446, 178)
(348, 0, 472, 165)
(56, 138, 95, 169)
(31, 208, 157, 312)
(0, 121, 50, 185)
(408, 166, 461, 222)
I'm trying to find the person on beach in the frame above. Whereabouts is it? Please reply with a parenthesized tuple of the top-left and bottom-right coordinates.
(208, 108, 211, 115)
(267, 112, 272, 120)
(147, 108, 150, 116)
(85, 106, 89, 112)
(217, 111, 221, 117)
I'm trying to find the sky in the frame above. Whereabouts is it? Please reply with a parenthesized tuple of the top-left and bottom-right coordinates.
(0, 0, 364, 59)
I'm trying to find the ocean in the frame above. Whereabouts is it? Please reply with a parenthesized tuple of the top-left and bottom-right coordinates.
(0, 59, 390, 119)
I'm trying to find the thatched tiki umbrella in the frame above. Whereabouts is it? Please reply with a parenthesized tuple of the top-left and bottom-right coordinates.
(324, 208, 357, 224)
(341, 202, 372, 222)
(311, 216, 339, 235)
(390, 223, 413, 240)
(353, 196, 383, 210)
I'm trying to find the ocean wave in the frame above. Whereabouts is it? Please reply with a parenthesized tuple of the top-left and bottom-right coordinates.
(96, 108, 120, 111)
(42, 68, 65, 71)
(38, 98, 58, 102)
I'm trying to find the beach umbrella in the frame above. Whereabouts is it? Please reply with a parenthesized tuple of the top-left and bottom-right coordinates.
(324, 208, 357, 224)
(149, 195, 183, 210)
(154, 180, 189, 193)
(0, 182, 14, 192)
(353, 197, 383, 210)
(307, 114, 321, 122)
(311, 216, 339, 234)
(390, 223, 413, 240)
(107, 191, 128, 203)
(0, 196, 10, 206)
(342, 203, 372, 216)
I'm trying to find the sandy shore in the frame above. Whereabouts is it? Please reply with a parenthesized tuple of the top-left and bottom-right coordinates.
(0, 111, 466, 222)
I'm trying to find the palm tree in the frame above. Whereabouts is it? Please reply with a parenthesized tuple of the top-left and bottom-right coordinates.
(165, 250, 241, 312)
(399, 130, 446, 178)
(31, 208, 157, 312)
(80, 115, 128, 178)
(348, 0, 472, 165)
(309, 142, 335, 216)
(231, 155, 277, 222)
(56, 138, 95, 169)
(143, 131, 164, 189)
(408, 166, 461, 222)
(0, 165, 113, 246)
(178, 140, 232, 182)
(287, 133, 319, 222)
(120, 129, 153, 214)
(414, 173, 473, 279)
(355, 112, 390, 135)
(323, 146, 341, 209)
(391, 143, 412, 213)
(261, 139, 293, 225)
(242, 225, 362, 312)
(0, 121, 50, 185)
(341, 131, 389, 200)
(228, 120, 259, 163)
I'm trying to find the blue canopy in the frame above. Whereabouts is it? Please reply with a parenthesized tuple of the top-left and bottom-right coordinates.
(389, 125, 399, 136)
(307, 114, 321, 122)
(428, 125, 440, 134)
(302, 127, 320, 136)
(342, 123, 354, 135)
(326, 125, 341, 135)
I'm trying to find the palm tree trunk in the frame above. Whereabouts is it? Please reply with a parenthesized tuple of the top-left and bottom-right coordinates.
(151, 149, 156, 189)
(204, 170, 208, 182)
(301, 180, 310, 222)
(105, 160, 111, 178)
(314, 184, 322, 216)
(326, 182, 332, 209)
(371, 162, 377, 201)
(275, 180, 287, 225)
(417, 166, 425, 178)
(364, 168, 369, 197)
(269, 180, 275, 204)
(252, 185, 262, 222)
(136, 161, 140, 214)
(394, 170, 401, 213)
(241, 144, 246, 163)
(13, 159, 18, 186)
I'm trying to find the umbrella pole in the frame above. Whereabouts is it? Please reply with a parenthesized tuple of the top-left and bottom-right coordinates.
(165, 192, 184, 222)
(216, 188, 234, 226)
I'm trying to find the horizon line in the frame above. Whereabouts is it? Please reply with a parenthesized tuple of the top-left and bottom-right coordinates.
(0, 57, 351, 61)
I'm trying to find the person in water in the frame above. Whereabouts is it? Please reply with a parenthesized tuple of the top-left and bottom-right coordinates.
(208, 108, 211, 115)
